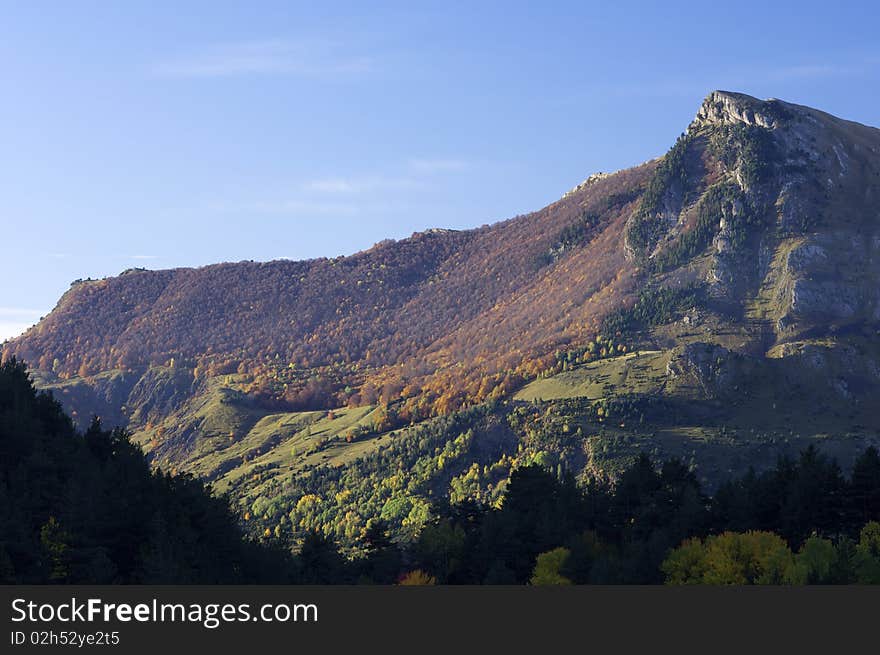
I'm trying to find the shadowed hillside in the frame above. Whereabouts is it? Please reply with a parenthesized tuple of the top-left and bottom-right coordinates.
(0, 358, 296, 583)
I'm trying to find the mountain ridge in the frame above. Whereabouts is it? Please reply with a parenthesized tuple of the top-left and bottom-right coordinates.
(5, 90, 880, 546)
(5, 158, 655, 417)
(7, 88, 880, 419)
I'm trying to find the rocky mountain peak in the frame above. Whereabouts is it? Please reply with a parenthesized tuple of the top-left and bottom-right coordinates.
(690, 90, 792, 132)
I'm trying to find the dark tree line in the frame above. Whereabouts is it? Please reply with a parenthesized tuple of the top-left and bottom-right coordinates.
(0, 359, 296, 583)
(287, 447, 880, 585)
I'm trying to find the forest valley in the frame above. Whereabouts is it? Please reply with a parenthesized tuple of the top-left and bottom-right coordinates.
(3, 358, 880, 585)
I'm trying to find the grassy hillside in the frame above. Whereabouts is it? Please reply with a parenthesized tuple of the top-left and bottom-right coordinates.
(515, 350, 668, 401)
(95, 334, 878, 551)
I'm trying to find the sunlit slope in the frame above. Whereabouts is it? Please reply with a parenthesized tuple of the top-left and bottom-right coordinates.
(7, 90, 880, 549)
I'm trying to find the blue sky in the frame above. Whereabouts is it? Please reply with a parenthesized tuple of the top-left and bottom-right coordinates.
(2, 0, 879, 340)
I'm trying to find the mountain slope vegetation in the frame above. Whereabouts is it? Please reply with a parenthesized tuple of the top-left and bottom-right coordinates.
(4, 90, 880, 550)
(6, 355, 880, 585)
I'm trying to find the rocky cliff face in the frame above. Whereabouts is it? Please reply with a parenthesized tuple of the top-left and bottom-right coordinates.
(691, 90, 788, 131)
(624, 90, 880, 350)
(665, 342, 748, 398)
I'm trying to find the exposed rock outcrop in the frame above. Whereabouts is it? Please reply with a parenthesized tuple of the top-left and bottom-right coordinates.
(666, 342, 750, 397)
(690, 90, 789, 132)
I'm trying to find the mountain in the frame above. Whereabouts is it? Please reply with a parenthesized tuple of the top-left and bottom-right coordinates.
(5, 91, 880, 548)
(3, 164, 649, 417)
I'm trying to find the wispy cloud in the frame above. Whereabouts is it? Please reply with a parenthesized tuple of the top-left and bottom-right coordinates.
(762, 63, 863, 82)
(207, 197, 422, 219)
(408, 158, 470, 173)
(212, 199, 362, 217)
(300, 159, 471, 196)
(302, 175, 423, 194)
(0, 323, 33, 342)
(0, 307, 46, 342)
(152, 38, 375, 78)
(0, 307, 46, 317)
(198, 156, 471, 220)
